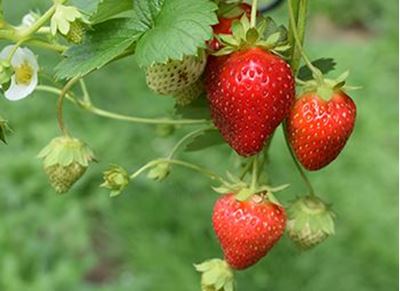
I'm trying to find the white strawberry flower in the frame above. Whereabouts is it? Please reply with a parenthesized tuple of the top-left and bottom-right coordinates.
(0, 45, 39, 101)
(50, 4, 84, 36)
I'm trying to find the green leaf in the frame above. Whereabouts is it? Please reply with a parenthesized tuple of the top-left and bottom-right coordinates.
(133, 0, 218, 67)
(90, 0, 133, 24)
(185, 128, 224, 152)
(70, 0, 100, 16)
(298, 58, 337, 81)
(174, 95, 210, 120)
(55, 18, 144, 79)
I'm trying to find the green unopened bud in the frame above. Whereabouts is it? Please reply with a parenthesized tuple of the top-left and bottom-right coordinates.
(38, 136, 96, 194)
(0, 60, 13, 87)
(195, 259, 234, 291)
(147, 162, 170, 181)
(101, 165, 130, 197)
(0, 115, 11, 144)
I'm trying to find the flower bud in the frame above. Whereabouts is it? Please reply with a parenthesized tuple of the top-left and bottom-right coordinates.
(101, 165, 130, 197)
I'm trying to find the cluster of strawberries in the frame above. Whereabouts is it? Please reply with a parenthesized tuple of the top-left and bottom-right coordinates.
(145, 2, 356, 290)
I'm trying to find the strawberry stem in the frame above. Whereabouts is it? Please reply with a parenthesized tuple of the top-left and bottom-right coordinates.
(167, 127, 212, 159)
(37, 85, 210, 125)
(250, 0, 259, 27)
(57, 77, 80, 137)
(130, 158, 227, 184)
(250, 155, 259, 191)
(287, 0, 323, 83)
(282, 123, 316, 196)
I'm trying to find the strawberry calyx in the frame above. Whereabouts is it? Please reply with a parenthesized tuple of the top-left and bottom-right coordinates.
(212, 171, 289, 205)
(298, 70, 360, 101)
(194, 258, 235, 291)
(213, 15, 290, 57)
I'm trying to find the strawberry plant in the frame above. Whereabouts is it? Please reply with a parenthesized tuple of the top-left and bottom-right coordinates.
(0, 0, 360, 289)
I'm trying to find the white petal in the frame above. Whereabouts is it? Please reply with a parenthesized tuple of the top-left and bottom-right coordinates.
(0, 45, 16, 61)
(4, 73, 38, 101)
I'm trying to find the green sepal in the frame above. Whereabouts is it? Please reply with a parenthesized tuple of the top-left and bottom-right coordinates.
(195, 259, 235, 291)
(38, 136, 96, 168)
(212, 14, 290, 56)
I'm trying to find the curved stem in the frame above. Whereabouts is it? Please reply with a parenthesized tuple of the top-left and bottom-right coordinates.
(282, 123, 315, 196)
(167, 127, 211, 159)
(37, 85, 209, 126)
(130, 159, 226, 183)
(36, 85, 77, 104)
(87, 106, 210, 125)
(250, 0, 259, 27)
(57, 77, 80, 136)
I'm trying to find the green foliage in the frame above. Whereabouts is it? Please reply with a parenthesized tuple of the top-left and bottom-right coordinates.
(55, 18, 143, 79)
(0, 1, 397, 291)
(133, 0, 218, 67)
(297, 58, 336, 80)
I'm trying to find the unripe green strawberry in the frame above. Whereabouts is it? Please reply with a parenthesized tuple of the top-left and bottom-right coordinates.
(65, 20, 86, 44)
(173, 79, 204, 106)
(287, 196, 335, 250)
(145, 52, 206, 96)
(38, 136, 95, 194)
(195, 258, 234, 291)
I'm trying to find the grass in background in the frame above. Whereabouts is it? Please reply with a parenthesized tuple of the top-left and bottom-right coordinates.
(0, 1, 398, 290)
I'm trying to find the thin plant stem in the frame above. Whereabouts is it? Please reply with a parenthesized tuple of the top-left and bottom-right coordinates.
(250, 0, 259, 27)
(287, 0, 321, 80)
(57, 77, 80, 136)
(167, 127, 211, 159)
(282, 123, 315, 196)
(130, 159, 226, 183)
(37, 85, 210, 126)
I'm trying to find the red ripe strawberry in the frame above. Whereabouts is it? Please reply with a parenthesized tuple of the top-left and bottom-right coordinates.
(212, 193, 286, 270)
(208, 3, 252, 51)
(286, 90, 356, 170)
(205, 48, 295, 156)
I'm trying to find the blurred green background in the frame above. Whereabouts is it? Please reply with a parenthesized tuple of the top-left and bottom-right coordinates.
(0, 0, 398, 290)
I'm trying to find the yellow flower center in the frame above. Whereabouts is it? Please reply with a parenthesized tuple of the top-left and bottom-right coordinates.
(15, 61, 33, 85)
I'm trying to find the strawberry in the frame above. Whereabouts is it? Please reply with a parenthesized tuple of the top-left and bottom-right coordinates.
(205, 48, 295, 156)
(208, 3, 252, 51)
(145, 53, 206, 96)
(38, 136, 95, 194)
(286, 90, 356, 170)
(173, 79, 204, 106)
(212, 193, 286, 270)
(287, 196, 335, 250)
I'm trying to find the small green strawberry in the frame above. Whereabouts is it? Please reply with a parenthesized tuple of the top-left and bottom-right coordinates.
(38, 136, 95, 194)
(287, 196, 335, 250)
(64, 20, 86, 44)
(173, 79, 204, 106)
(145, 52, 206, 96)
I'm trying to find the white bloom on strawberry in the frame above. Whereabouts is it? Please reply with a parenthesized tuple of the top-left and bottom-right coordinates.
(0, 45, 39, 101)
(50, 4, 85, 36)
